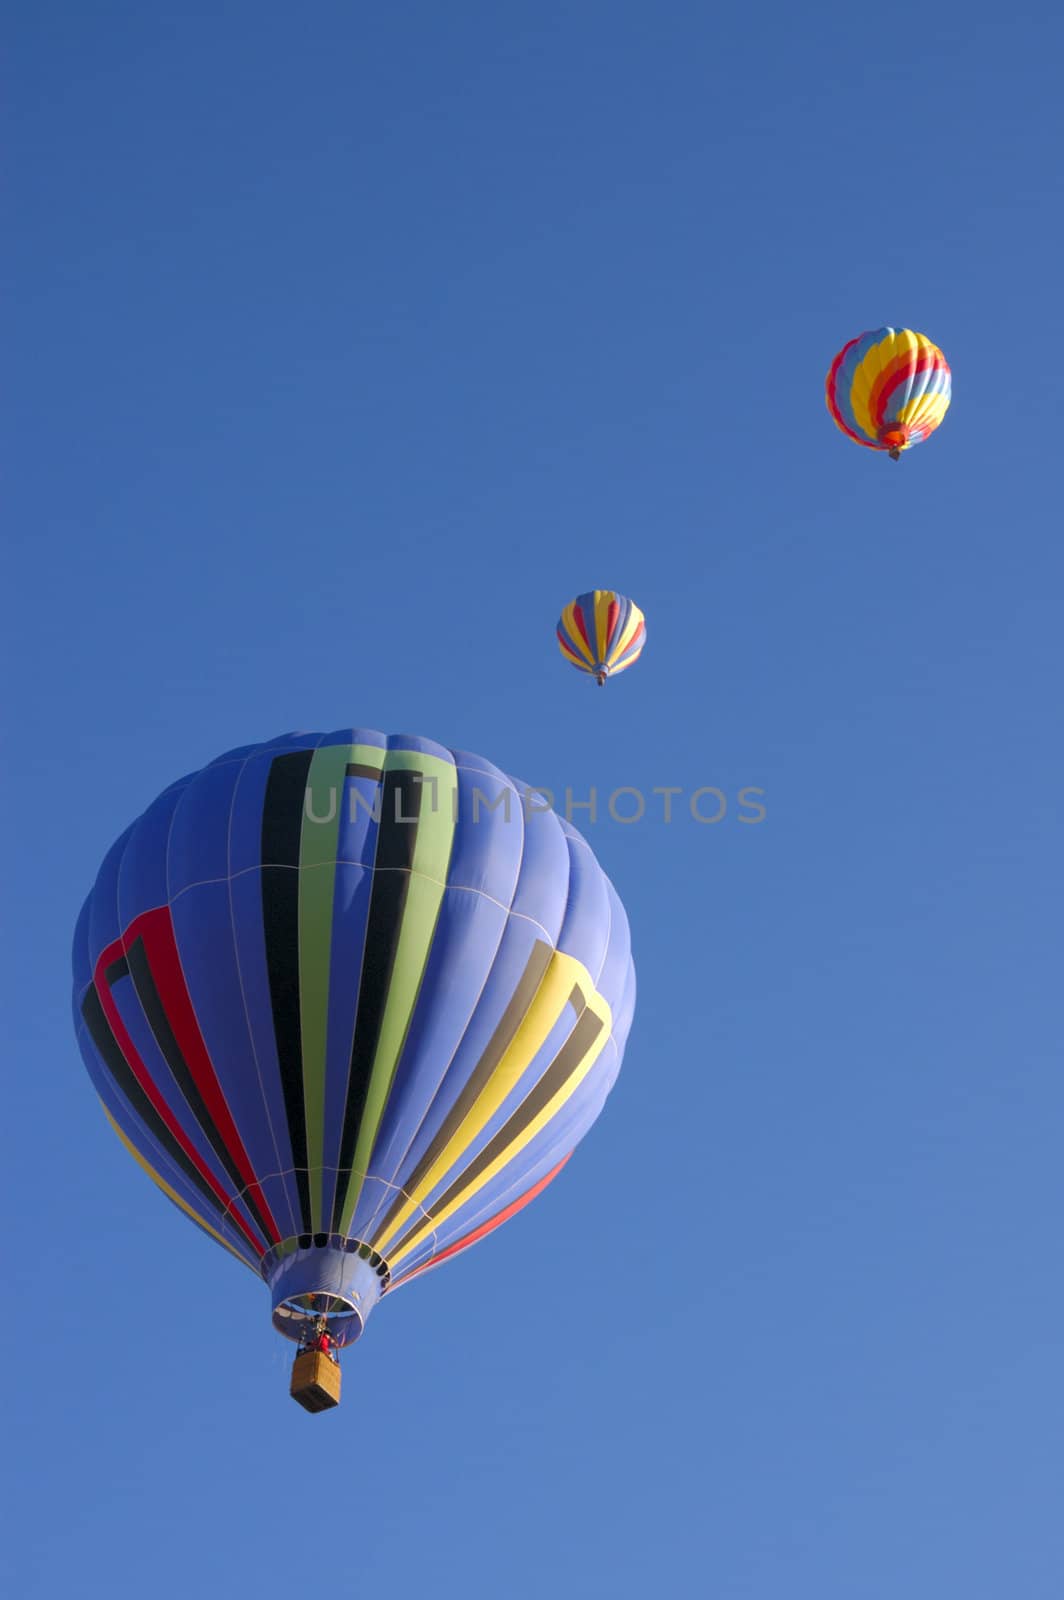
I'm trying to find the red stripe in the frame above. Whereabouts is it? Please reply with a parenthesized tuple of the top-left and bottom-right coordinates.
(825, 336, 867, 443)
(605, 599, 620, 651)
(392, 1155, 571, 1288)
(571, 605, 591, 650)
(93, 935, 265, 1256)
(132, 907, 281, 1244)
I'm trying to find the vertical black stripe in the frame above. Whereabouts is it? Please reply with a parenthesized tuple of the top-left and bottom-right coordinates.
(330, 770, 423, 1232)
(125, 936, 272, 1247)
(81, 986, 234, 1230)
(262, 749, 314, 867)
(261, 749, 315, 1231)
(369, 938, 554, 1244)
(389, 989, 604, 1260)
(376, 769, 423, 870)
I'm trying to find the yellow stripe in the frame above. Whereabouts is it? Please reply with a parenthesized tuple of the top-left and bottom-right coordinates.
(608, 651, 641, 676)
(898, 389, 950, 432)
(561, 602, 595, 665)
(608, 602, 645, 664)
(387, 979, 612, 1269)
(100, 1103, 256, 1271)
(593, 590, 614, 661)
(372, 949, 609, 1254)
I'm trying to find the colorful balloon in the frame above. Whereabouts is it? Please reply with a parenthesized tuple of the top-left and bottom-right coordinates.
(557, 590, 646, 685)
(826, 327, 951, 459)
(73, 729, 635, 1395)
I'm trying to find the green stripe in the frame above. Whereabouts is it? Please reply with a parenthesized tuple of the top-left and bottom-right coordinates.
(298, 743, 362, 1230)
(338, 750, 458, 1232)
(347, 743, 389, 775)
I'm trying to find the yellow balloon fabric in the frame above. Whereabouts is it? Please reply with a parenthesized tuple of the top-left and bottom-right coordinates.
(556, 591, 646, 684)
(826, 327, 951, 455)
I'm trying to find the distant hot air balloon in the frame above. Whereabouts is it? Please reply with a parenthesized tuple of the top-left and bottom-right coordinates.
(73, 730, 635, 1410)
(557, 590, 646, 685)
(826, 327, 951, 459)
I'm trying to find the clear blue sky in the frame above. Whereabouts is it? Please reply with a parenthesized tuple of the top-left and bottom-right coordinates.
(4, 3, 1063, 1596)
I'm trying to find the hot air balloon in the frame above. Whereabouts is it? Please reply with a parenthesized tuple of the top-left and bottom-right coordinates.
(557, 590, 646, 685)
(826, 327, 951, 459)
(72, 730, 635, 1411)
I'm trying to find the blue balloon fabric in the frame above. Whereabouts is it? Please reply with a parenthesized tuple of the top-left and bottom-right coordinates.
(73, 729, 636, 1347)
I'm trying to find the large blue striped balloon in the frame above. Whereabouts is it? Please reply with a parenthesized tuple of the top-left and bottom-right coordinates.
(73, 729, 635, 1356)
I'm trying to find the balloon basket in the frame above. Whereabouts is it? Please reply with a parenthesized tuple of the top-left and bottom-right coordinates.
(290, 1349, 342, 1413)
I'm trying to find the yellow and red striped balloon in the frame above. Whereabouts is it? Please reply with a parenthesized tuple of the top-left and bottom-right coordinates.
(826, 327, 951, 459)
(557, 590, 646, 686)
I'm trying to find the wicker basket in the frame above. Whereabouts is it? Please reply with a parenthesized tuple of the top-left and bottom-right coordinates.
(290, 1349, 342, 1413)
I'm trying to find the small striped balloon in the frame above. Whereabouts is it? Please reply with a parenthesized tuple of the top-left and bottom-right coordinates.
(557, 590, 646, 686)
(826, 327, 951, 459)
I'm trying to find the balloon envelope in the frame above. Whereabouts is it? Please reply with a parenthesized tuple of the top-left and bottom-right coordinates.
(557, 590, 646, 683)
(73, 729, 635, 1346)
(826, 327, 951, 455)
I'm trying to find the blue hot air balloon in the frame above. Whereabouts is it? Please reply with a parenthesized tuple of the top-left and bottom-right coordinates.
(73, 729, 635, 1408)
